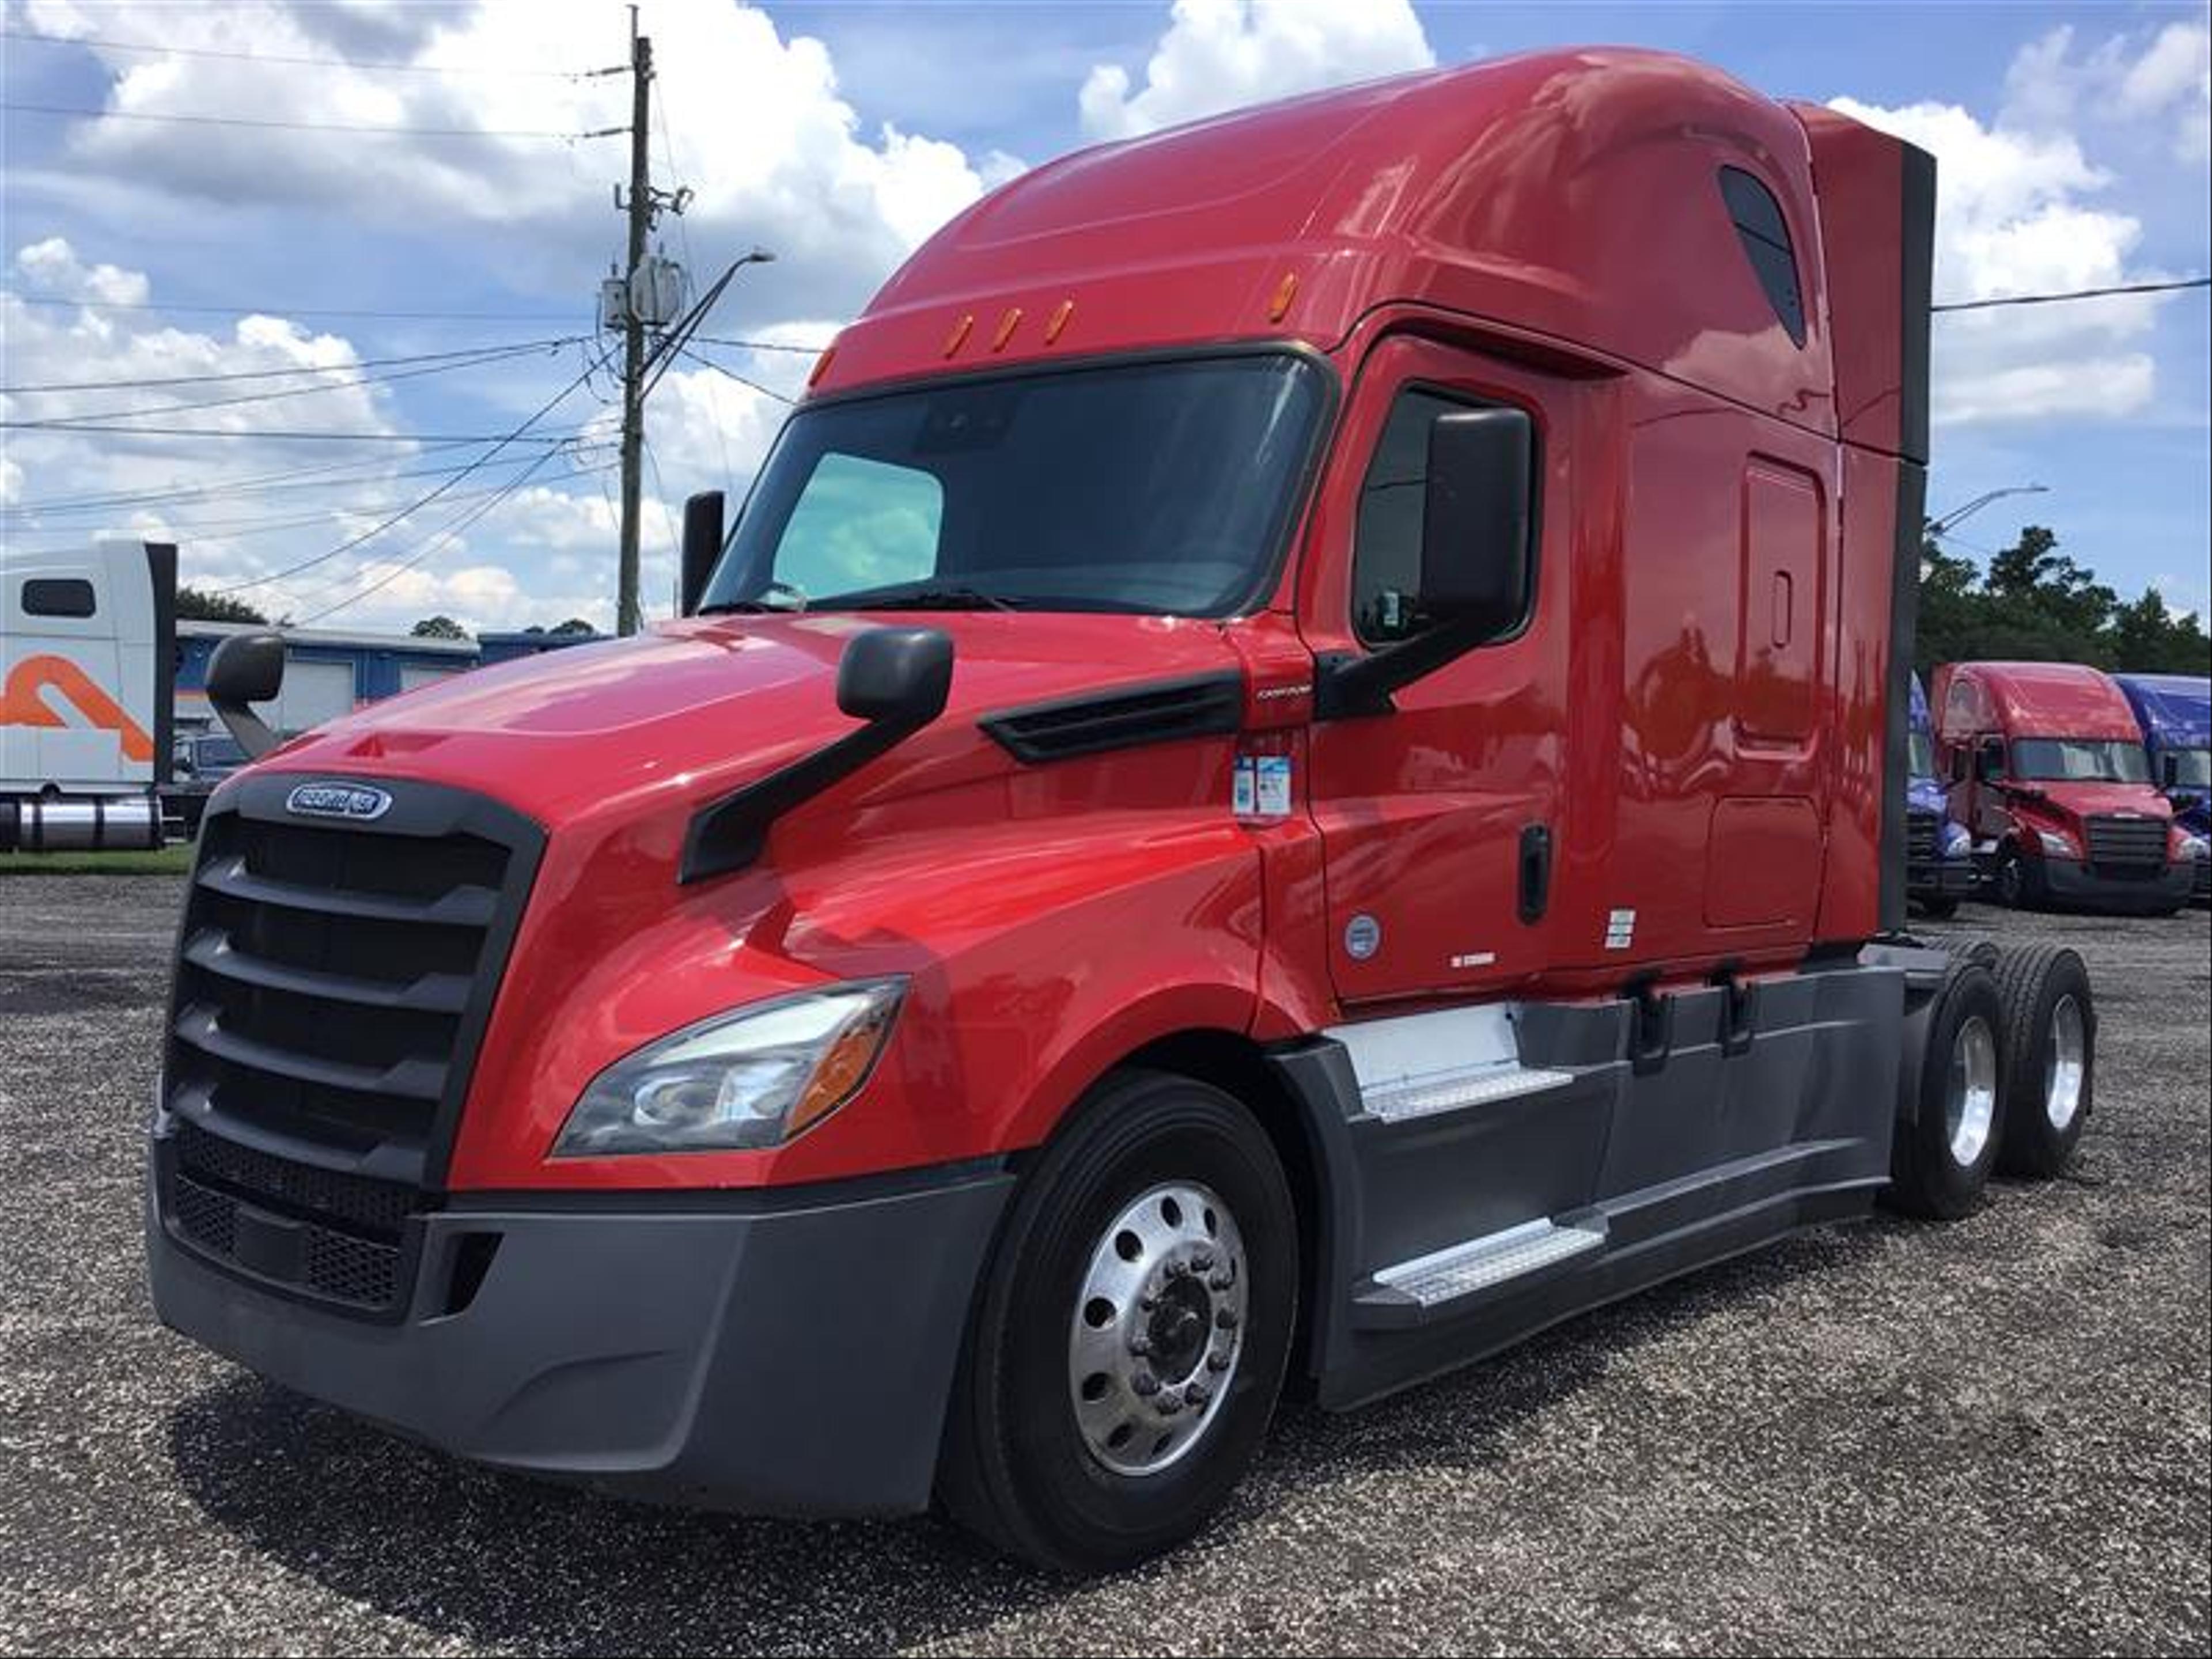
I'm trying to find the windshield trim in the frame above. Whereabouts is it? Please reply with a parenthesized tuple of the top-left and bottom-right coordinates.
(2010, 734, 2154, 784)
(711, 341, 1343, 623)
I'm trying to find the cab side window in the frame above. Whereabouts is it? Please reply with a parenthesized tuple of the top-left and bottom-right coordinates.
(1975, 736, 2006, 782)
(21, 578, 97, 619)
(1354, 388, 1533, 646)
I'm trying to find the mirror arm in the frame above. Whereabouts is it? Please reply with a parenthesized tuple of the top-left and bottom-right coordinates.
(1315, 612, 1495, 720)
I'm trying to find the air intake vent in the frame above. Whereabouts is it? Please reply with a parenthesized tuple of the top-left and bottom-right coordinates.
(981, 671, 1243, 764)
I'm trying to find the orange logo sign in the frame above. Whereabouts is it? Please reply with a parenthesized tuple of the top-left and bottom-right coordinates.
(1, 654, 154, 761)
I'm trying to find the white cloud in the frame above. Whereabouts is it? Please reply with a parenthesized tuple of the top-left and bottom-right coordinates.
(19, 0, 1001, 323)
(2004, 18, 2211, 162)
(1828, 81, 2169, 426)
(1077, 0, 1433, 141)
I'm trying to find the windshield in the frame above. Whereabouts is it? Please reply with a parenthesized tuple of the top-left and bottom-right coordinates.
(2171, 747, 2212, 790)
(2011, 737, 2152, 784)
(702, 354, 1329, 618)
(1908, 730, 1936, 779)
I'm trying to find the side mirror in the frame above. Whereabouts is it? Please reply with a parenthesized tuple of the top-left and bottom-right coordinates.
(680, 490, 725, 618)
(206, 632, 284, 760)
(1319, 406, 1536, 719)
(1419, 408, 1535, 641)
(2161, 752, 2181, 789)
(837, 626, 954, 728)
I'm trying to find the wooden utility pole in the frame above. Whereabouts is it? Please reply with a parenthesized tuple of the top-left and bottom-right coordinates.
(616, 10, 653, 637)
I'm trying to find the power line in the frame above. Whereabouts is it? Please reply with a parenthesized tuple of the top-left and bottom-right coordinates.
(694, 334, 834, 355)
(1, 100, 624, 140)
(2, 440, 593, 518)
(0, 25, 617, 78)
(1, 335, 581, 394)
(679, 346, 796, 404)
(1, 420, 576, 442)
(4, 292, 582, 323)
(294, 445, 571, 624)
(1934, 276, 2210, 313)
(213, 342, 616, 592)
(9, 339, 571, 423)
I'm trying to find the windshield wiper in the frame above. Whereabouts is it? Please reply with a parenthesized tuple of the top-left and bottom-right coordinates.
(699, 580, 809, 616)
(830, 582, 1024, 613)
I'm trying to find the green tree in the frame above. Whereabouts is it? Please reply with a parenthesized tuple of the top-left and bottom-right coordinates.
(548, 617, 597, 637)
(176, 585, 268, 625)
(2108, 588, 2212, 674)
(410, 615, 468, 640)
(1914, 522, 2209, 675)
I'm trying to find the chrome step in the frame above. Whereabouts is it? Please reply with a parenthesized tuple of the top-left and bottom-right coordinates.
(1361, 1062, 1574, 1123)
(1363, 1217, 1606, 1320)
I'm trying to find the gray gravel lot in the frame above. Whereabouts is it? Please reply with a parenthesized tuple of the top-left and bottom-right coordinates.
(1, 874, 2206, 1656)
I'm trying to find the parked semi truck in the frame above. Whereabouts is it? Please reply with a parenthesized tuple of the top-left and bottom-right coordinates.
(1906, 672, 1976, 915)
(2113, 672, 2211, 905)
(1, 540, 175, 851)
(1936, 659, 2193, 914)
(148, 50, 2103, 1573)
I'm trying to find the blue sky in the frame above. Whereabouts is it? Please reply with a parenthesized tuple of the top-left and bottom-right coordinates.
(2, 0, 2207, 632)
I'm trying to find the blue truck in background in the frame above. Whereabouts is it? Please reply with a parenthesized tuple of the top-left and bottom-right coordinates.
(1907, 672, 1978, 915)
(2115, 672, 2211, 905)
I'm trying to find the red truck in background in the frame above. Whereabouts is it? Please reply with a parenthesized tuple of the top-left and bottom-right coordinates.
(1936, 660, 2194, 914)
(148, 48, 2101, 1573)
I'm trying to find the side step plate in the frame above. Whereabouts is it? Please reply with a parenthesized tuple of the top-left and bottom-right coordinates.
(1362, 1062, 1574, 1123)
(1354, 1215, 1607, 1329)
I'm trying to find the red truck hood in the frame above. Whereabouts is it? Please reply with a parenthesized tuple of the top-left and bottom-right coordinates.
(2020, 781, 2174, 825)
(259, 611, 1245, 826)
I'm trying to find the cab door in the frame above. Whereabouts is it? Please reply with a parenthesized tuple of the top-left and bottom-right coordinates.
(1298, 336, 1568, 1005)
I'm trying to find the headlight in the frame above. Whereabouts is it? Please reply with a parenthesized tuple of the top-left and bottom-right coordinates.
(2037, 828, 2078, 858)
(555, 979, 904, 1156)
(1943, 821, 1973, 858)
(2181, 834, 2211, 862)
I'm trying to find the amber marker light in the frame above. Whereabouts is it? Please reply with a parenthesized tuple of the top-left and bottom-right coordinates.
(1044, 298, 1075, 343)
(1267, 271, 1299, 323)
(992, 306, 1023, 351)
(944, 312, 975, 356)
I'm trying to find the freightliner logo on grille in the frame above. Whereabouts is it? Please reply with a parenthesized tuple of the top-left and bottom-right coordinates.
(285, 781, 394, 822)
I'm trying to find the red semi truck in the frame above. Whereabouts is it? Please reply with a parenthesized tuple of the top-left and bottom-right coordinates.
(1935, 659, 2194, 914)
(149, 49, 2100, 1571)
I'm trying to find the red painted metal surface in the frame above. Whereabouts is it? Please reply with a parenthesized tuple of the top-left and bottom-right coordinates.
(241, 48, 1924, 1190)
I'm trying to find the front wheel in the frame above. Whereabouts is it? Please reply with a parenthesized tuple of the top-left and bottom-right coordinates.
(1995, 844, 2046, 910)
(938, 1070, 1298, 1574)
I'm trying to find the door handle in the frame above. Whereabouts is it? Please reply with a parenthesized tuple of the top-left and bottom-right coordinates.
(1518, 823, 1552, 924)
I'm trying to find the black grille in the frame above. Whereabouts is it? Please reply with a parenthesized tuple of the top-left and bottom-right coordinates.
(159, 774, 541, 1316)
(2085, 815, 2167, 871)
(1906, 807, 1940, 862)
(175, 1118, 415, 1234)
(169, 1169, 402, 1309)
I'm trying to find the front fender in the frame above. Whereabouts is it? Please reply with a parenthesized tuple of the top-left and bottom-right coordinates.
(447, 808, 1268, 1190)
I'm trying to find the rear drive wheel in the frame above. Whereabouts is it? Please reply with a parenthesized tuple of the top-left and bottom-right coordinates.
(1992, 945, 2094, 1179)
(938, 1070, 1297, 1574)
(1886, 959, 2006, 1219)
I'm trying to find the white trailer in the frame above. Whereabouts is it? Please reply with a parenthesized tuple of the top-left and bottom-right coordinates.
(1, 540, 176, 851)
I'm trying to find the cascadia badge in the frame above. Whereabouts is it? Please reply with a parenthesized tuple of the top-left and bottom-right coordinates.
(285, 781, 393, 823)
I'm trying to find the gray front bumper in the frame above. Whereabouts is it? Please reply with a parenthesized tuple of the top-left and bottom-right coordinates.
(2041, 858, 2194, 914)
(149, 1156, 1012, 1517)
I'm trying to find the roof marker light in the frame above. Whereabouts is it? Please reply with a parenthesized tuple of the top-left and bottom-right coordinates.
(943, 313, 974, 357)
(1268, 271, 1298, 323)
(992, 306, 1022, 351)
(1045, 298, 1075, 343)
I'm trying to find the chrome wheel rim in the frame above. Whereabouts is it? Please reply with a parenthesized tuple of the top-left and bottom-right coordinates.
(1946, 1013, 1998, 1166)
(1068, 1181, 1247, 1478)
(2044, 994, 2086, 1131)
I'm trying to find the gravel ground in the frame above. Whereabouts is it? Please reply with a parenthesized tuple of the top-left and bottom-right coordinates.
(1, 875, 2206, 1656)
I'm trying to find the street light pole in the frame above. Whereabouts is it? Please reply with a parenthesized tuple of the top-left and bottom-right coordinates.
(1926, 483, 2050, 539)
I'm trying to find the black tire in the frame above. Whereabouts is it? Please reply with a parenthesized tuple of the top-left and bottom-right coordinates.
(1916, 892, 1960, 920)
(1995, 843, 2046, 910)
(1991, 944, 2094, 1179)
(938, 1069, 1298, 1574)
(1885, 960, 2007, 1220)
